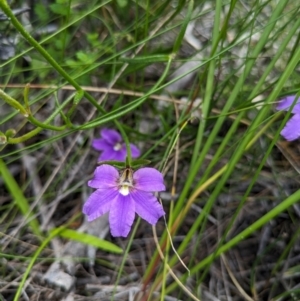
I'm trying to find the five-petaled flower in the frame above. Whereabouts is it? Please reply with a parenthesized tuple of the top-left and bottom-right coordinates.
(83, 164, 166, 237)
(276, 95, 300, 141)
(92, 128, 140, 161)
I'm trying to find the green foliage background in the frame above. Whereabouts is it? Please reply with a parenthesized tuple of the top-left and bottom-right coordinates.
(1, 0, 300, 300)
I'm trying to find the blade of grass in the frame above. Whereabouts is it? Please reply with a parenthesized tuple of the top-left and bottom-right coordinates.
(171, 0, 289, 227)
(0, 158, 42, 238)
(190, 0, 222, 167)
(165, 187, 300, 295)
(169, 33, 300, 283)
(56, 228, 123, 254)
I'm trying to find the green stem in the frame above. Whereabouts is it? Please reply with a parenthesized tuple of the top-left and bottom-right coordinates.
(0, 0, 103, 112)
(7, 93, 75, 144)
(7, 127, 41, 144)
(110, 219, 141, 301)
(23, 84, 31, 114)
(116, 123, 132, 165)
(27, 115, 67, 131)
(0, 88, 28, 116)
(80, 56, 174, 131)
(1, 88, 68, 131)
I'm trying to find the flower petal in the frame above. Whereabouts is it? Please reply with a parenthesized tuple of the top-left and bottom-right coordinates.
(112, 147, 127, 161)
(281, 114, 300, 141)
(133, 168, 166, 192)
(83, 188, 118, 221)
(131, 190, 165, 224)
(101, 128, 122, 145)
(106, 144, 140, 162)
(109, 193, 135, 237)
(276, 95, 300, 114)
(92, 138, 112, 151)
(98, 150, 121, 161)
(88, 165, 119, 189)
(130, 143, 141, 158)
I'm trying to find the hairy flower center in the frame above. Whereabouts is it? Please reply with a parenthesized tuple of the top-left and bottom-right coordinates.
(113, 142, 122, 151)
(118, 168, 134, 196)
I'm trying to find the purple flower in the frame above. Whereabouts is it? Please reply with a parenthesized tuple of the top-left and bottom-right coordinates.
(92, 129, 140, 161)
(276, 95, 300, 141)
(83, 164, 166, 237)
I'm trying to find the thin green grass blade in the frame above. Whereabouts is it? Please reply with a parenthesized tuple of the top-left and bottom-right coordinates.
(0, 158, 42, 237)
(13, 227, 61, 301)
(56, 228, 123, 254)
(170, 33, 300, 272)
(165, 187, 300, 295)
(172, 0, 290, 222)
(172, 0, 193, 54)
(191, 0, 222, 167)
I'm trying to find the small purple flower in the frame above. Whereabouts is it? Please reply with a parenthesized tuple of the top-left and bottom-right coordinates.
(276, 95, 300, 141)
(92, 128, 140, 161)
(83, 164, 166, 237)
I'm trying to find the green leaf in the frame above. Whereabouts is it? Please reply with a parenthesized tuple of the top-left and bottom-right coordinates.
(76, 51, 89, 62)
(172, 0, 193, 53)
(50, 3, 68, 16)
(117, 0, 127, 8)
(96, 159, 152, 170)
(0, 159, 42, 238)
(131, 159, 151, 168)
(97, 160, 126, 169)
(34, 3, 49, 22)
(65, 59, 81, 67)
(55, 228, 123, 254)
(76, 51, 95, 64)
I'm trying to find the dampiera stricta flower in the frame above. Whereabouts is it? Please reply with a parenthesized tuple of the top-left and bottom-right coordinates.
(92, 128, 140, 161)
(276, 95, 300, 141)
(83, 164, 166, 237)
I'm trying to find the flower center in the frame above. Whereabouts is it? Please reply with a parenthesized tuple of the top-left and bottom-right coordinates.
(118, 168, 134, 196)
(113, 142, 122, 151)
(119, 185, 130, 196)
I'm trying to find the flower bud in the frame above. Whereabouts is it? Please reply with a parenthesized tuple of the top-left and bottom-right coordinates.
(5, 128, 16, 138)
(0, 132, 7, 145)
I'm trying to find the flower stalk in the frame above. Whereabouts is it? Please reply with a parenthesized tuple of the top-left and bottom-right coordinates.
(0, 88, 28, 116)
(0, 88, 68, 131)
